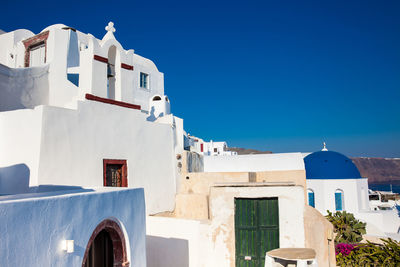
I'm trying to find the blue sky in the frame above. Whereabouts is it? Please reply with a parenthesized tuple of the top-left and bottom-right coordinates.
(2, 0, 399, 157)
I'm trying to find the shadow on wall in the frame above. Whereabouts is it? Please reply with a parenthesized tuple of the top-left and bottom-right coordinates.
(147, 106, 164, 122)
(0, 163, 93, 197)
(0, 63, 50, 111)
(146, 235, 189, 267)
(0, 164, 30, 194)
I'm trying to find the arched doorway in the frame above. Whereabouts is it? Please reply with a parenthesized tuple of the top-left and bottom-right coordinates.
(82, 219, 129, 267)
(107, 46, 117, 99)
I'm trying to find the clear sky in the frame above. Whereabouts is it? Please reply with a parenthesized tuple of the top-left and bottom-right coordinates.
(2, 0, 399, 157)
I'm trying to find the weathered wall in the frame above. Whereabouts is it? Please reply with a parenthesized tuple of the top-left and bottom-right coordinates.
(148, 183, 309, 267)
(304, 205, 336, 267)
(0, 188, 146, 267)
(180, 172, 250, 194)
(208, 184, 306, 267)
(182, 151, 204, 173)
(174, 194, 209, 220)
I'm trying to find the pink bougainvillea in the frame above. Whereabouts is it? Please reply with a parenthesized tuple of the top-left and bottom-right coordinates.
(335, 243, 357, 256)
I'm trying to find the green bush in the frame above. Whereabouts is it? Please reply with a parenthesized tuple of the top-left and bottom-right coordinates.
(325, 210, 366, 243)
(336, 238, 400, 266)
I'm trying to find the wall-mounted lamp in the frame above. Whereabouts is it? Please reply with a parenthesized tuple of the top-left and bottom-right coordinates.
(61, 240, 74, 253)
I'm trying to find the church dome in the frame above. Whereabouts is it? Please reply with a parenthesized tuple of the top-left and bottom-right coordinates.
(304, 150, 362, 179)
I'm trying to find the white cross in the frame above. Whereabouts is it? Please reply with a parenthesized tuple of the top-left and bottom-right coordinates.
(105, 22, 116, 33)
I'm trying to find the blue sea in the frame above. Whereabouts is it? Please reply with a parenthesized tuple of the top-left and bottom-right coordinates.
(369, 184, 400, 194)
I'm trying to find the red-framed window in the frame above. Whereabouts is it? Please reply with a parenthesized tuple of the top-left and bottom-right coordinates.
(23, 31, 50, 67)
(103, 159, 128, 187)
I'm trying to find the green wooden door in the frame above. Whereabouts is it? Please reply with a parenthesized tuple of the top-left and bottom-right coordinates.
(235, 198, 279, 267)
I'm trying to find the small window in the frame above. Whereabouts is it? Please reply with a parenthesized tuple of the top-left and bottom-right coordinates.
(214, 148, 218, 153)
(103, 159, 128, 187)
(140, 72, 149, 89)
(335, 189, 344, 211)
(307, 189, 315, 208)
(29, 43, 46, 66)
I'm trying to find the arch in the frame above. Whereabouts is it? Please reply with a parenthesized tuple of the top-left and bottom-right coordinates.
(107, 46, 117, 100)
(165, 96, 169, 102)
(152, 95, 162, 101)
(335, 189, 344, 211)
(82, 219, 129, 267)
(307, 189, 315, 208)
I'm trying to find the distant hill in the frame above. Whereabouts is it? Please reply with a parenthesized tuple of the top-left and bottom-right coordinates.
(227, 147, 272, 155)
(352, 157, 400, 185)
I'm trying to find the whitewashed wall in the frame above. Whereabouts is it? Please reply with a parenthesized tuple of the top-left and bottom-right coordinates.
(0, 101, 177, 214)
(0, 107, 44, 189)
(0, 29, 34, 68)
(204, 153, 305, 172)
(147, 216, 210, 267)
(0, 188, 146, 267)
(0, 64, 49, 111)
(0, 24, 165, 112)
(355, 210, 400, 236)
(306, 178, 369, 215)
(208, 185, 306, 267)
(306, 178, 400, 237)
(146, 185, 306, 267)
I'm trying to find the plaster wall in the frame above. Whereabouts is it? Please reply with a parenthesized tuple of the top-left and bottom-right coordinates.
(0, 29, 34, 68)
(45, 28, 79, 108)
(132, 54, 164, 111)
(146, 216, 210, 267)
(0, 107, 44, 189)
(0, 25, 164, 113)
(0, 101, 177, 214)
(306, 178, 369, 215)
(0, 63, 49, 111)
(255, 170, 307, 200)
(78, 32, 163, 112)
(179, 172, 250, 194)
(303, 206, 336, 267)
(203, 153, 305, 172)
(181, 151, 204, 173)
(208, 185, 306, 267)
(0, 188, 146, 267)
(305, 178, 399, 236)
(354, 210, 400, 236)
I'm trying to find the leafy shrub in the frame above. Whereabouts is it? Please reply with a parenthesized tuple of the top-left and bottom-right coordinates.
(336, 238, 400, 267)
(325, 210, 366, 243)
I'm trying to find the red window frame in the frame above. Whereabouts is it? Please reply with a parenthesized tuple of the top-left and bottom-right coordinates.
(103, 159, 128, 187)
(23, 31, 50, 67)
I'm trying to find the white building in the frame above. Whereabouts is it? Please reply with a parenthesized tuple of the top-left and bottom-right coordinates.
(0, 22, 185, 267)
(0, 22, 185, 215)
(184, 135, 237, 156)
(0, 186, 146, 267)
(304, 145, 400, 239)
(0, 22, 336, 267)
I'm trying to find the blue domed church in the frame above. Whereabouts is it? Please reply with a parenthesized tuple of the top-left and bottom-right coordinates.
(303, 143, 369, 215)
(303, 143, 400, 239)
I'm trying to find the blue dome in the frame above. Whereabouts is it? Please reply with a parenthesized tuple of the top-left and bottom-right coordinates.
(304, 150, 362, 179)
